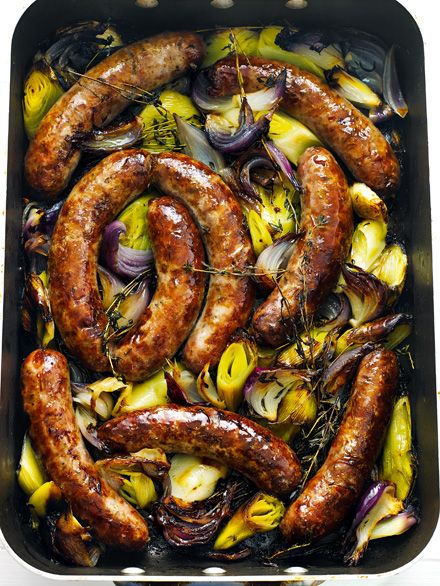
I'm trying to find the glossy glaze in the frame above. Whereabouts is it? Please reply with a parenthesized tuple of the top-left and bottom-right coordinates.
(208, 56, 400, 194)
(252, 146, 353, 347)
(98, 403, 302, 497)
(113, 196, 206, 380)
(25, 32, 205, 198)
(21, 349, 149, 549)
(152, 153, 255, 372)
(280, 348, 399, 543)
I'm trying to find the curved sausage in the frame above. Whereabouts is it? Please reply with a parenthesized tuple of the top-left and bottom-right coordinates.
(48, 151, 206, 380)
(97, 404, 302, 498)
(21, 349, 149, 550)
(252, 146, 353, 347)
(280, 348, 399, 543)
(151, 153, 255, 372)
(25, 32, 205, 198)
(207, 56, 400, 194)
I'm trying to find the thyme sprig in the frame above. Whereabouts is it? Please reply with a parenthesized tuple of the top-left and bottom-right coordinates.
(183, 261, 286, 278)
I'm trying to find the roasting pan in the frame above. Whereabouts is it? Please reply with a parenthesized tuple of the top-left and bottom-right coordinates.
(0, 0, 438, 581)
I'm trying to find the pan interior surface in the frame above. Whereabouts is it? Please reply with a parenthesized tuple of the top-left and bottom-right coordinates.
(0, 0, 436, 580)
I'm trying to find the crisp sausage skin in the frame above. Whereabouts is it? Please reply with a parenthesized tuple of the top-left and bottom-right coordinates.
(21, 349, 149, 550)
(113, 196, 206, 380)
(207, 56, 400, 195)
(280, 348, 399, 543)
(152, 153, 255, 372)
(25, 32, 205, 198)
(97, 404, 302, 498)
(48, 151, 206, 380)
(252, 146, 353, 347)
(49, 150, 252, 377)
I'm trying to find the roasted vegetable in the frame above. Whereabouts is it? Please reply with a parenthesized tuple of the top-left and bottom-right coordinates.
(247, 209, 273, 255)
(255, 234, 297, 290)
(243, 367, 312, 423)
(174, 114, 226, 172)
(23, 64, 63, 138)
(73, 116, 144, 153)
(168, 454, 228, 502)
(48, 510, 102, 567)
(341, 265, 389, 328)
(17, 434, 46, 496)
(335, 313, 412, 355)
(277, 328, 335, 368)
(349, 220, 387, 271)
(268, 111, 322, 165)
(96, 448, 170, 484)
(379, 396, 413, 501)
(119, 473, 157, 509)
(101, 220, 154, 279)
(344, 482, 408, 566)
(72, 376, 123, 420)
(166, 361, 205, 405)
(383, 45, 408, 118)
(257, 26, 324, 78)
(140, 89, 202, 152)
(214, 491, 285, 550)
(22, 271, 55, 348)
(371, 243, 408, 294)
(275, 27, 345, 70)
(203, 28, 259, 68)
(28, 481, 62, 517)
(349, 183, 388, 223)
(327, 67, 382, 110)
(197, 363, 226, 409)
(156, 484, 235, 547)
(113, 370, 169, 414)
(321, 343, 375, 396)
(217, 337, 258, 411)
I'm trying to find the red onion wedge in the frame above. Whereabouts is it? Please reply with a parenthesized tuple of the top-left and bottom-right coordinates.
(383, 46, 408, 119)
(344, 481, 411, 566)
(71, 116, 143, 153)
(255, 233, 298, 290)
(264, 141, 301, 192)
(174, 114, 225, 173)
(101, 220, 153, 280)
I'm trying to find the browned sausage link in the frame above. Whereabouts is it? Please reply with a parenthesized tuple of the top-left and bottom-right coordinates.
(25, 32, 205, 198)
(97, 404, 302, 498)
(48, 150, 206, 379)
(49, 150, 152, 372)
(113, 196, 206, 380)
(280, 348, 399, 543)
(151, 153, 255, 372)
(207, 56, 400, 194)
(21, 349, 149, 550)
(252, 146, 353, 347)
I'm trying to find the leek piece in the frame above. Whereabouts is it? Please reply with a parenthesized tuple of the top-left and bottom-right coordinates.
(217, 338, 258, 411)
(113, 370, 169, 415)
(268, 111, 322, 165)
(258, 27, 324, 78)
(168, 454, 227, 502)
(28, 481, 62, 517)
(214, 492, 285, 550)
(247, 209, 273, 255)
(117, 194, 155, 250)
(23, 65, 63, 139)
(203, 28, 259, 68)
(17, 434, 46, 496)
(379, 396, 413, 500)
(349, 220, 388, 271)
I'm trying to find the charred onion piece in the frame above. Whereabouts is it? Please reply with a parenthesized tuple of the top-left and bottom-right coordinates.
(321, 343, 375, 396)
(72, 116, 143, 153)
(342, 264, 389, 327)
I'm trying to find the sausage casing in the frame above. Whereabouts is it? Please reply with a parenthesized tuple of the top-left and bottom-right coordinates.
(97, 403, 302, 498)
(25, 32, 205, 198)
(252, 146, 353, 347)
(280, 348, 399, 543)
(152, 153, 255, 372)
(207, 56, 400, 194)
(48, 150, 206, 380)
(21, 349, 149, 550)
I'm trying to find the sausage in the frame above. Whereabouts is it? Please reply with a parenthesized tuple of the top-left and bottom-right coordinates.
(97, 404, 302, 498)
(112, 196, 206, 380)
(25, 32, 205, 198)
(252, 146, 353, 347)
(48, 151, 206, 380)
(207, 56, 400, 195)
(280, 348, 399, 543)
(151, 153, 255, 372)
(21, 349, 149, 550)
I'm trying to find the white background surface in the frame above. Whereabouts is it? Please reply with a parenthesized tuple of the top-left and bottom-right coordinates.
(0, 0, 439, 584)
